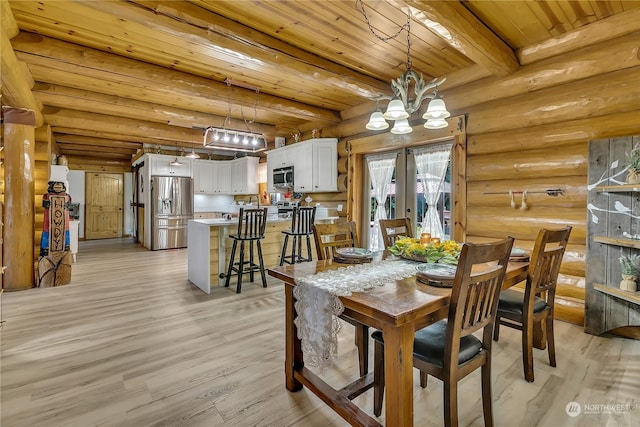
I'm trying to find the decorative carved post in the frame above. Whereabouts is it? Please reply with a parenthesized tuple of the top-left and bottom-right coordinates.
(2, 107, 36, 290)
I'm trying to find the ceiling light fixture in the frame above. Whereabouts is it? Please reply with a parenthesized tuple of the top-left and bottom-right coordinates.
(202, 78, 267, 152)
(358, 1, 450, 134)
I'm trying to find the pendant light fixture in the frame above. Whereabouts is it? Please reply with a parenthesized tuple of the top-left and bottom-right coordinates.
(359, 1, 450, 134)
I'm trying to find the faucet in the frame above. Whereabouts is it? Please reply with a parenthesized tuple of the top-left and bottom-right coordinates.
(248, 194, 260, 208)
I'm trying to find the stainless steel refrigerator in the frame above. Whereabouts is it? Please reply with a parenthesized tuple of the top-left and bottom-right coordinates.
(151, 176, 193, 250)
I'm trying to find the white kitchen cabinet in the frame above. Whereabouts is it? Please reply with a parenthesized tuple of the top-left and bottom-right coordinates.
(149, 154, 192, 177)
(290, 143, 312, 192)
(312, 139, 338, 192)
(231, 157, 258, 194)
(266, 138, 337, 193)
(193, 157, 257, 195)
(193, 159, 216, 194)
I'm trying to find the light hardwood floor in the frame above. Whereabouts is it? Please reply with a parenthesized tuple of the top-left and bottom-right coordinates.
(1, 238, 638, 426)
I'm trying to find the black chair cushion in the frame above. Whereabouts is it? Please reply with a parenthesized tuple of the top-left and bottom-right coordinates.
(497, 289, 547, 315)
(371, 320, 482, 368)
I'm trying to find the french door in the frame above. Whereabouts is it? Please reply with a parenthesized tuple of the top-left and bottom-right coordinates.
(362, 141, 454, 250)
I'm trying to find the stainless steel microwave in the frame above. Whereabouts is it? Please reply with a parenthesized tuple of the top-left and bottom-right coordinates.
(273, 166, 294, 188)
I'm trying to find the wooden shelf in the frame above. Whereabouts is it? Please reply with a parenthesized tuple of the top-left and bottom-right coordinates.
(595, 184, 640, 192)
(593, 236, 640, 249)
(593, 283, 640, 305)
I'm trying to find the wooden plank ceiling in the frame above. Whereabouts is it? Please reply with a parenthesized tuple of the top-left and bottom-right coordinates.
(2, 0, 640, 163)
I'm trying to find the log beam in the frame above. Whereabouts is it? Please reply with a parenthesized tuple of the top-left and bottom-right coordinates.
(11, 32, 340, 124)
(518, 8, 640, 65)
(406, 0, 519, 76)
(0, 29, 43, 126)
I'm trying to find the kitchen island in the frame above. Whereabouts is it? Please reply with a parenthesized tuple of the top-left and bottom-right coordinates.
(189, 216, 336, 294)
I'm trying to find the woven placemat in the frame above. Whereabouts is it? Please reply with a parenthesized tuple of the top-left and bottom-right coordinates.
(416, 272, 453, 288)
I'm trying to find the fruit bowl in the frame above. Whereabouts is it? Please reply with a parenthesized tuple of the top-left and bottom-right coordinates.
(389, 237, 462, 265)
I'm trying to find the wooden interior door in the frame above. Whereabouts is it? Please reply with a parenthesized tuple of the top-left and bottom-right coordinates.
(85, 173, 124, 240)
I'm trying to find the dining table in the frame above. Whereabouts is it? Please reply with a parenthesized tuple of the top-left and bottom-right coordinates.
(268, 252, 529, 427)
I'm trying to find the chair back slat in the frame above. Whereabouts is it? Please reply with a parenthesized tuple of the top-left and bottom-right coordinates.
(379, 218, 413, 249)
(449, 238, 514, 339)
(313, 221, 358, 260)
(236, 208, 267, 239)
(291, 206, 316, 234)
(528, 227, 572, 303)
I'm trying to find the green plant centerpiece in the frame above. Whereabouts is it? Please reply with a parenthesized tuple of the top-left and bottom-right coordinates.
(625, 146, 640, 184)
(618, 253, 640, 292)
(388, 237, 462, 264)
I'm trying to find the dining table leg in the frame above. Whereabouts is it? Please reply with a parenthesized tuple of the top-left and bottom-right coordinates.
(382, 322, 415, 426)
(285, 284, 303, 391)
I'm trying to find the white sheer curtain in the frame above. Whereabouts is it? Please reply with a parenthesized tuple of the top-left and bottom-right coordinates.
(414, 144, 453, 239)
(366, 153, 396, 250)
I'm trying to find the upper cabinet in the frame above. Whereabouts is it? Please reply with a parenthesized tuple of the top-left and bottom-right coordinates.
(193, 157, 258, 195)
(149, 154, 192, 177)
(266, 138, 338, 193)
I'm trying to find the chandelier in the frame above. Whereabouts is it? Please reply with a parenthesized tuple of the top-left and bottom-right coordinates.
(202, 78, 267, 152)
(360, 2, 450, 134)
(203, 127, 266, 152)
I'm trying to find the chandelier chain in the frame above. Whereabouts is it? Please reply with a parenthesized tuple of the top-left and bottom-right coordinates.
(356, 0, 410, 43)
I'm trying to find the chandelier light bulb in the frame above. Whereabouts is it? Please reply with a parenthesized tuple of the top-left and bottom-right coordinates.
(243, 135, 249, 144)
(383, 99, 409, 120)
(233, 133, 240, 143)
(390, 118, 412, 134)
(252, 137, 258, 146)
(365, 111, 390, 130)
(223, 132, 230, 142)
(213, 130, 220, 141)
(424, 118, 448, 129)
(422, 95, 451, 120)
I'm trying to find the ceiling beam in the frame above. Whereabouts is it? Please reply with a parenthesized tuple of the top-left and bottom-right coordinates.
(0, 28, 43, 126)
(11, 32, 341, 124)
(404, 0, 519, 76)
(32, 83, 276, 135)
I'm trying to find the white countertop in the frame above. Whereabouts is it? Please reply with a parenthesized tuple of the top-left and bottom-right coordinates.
(191, 217, 290, 226)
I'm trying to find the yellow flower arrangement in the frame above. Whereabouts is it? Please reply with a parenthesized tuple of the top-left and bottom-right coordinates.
(389, 237, 462, 264)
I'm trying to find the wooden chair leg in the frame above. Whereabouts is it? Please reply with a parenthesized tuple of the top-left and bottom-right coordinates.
(443, 379, 458, 427)
(236, 241, 245, 293)
(279, 234, 289, 266)
(224, 240, 238, 288)
(373, 340, 384, 417)
(306, 234, 313, 261)
(355, 324, 369, 376)
(481, 360, 494, 427)
(419, 371, 428, 388)
(546, 315, 556, 367)
(249, 240, 255, 282)
(257, 240, 267, 287)
(493, 317, 501, 341)
(523, 322, 535, 382)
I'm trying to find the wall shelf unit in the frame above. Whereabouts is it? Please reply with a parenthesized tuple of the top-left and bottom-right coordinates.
(592, 236, 640, 249)
(585, 135, 640, 335)
(593, 283, 640, 306)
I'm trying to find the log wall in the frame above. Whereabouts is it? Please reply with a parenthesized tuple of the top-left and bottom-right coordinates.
(339, 34, 640, 326)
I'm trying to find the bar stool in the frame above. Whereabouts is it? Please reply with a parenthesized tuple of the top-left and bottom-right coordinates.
(224, 207, 268, 293)
(279, 206, 316, 266)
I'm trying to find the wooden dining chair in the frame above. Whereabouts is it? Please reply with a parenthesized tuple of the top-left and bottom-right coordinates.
(313, 221, 370, 376)
(372, 237, 515, 426)
(493, 226, 571, 382)
(378, 217, 413, 249)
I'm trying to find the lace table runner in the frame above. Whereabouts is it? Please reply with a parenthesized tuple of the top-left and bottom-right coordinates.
(293, 259, 417, 371)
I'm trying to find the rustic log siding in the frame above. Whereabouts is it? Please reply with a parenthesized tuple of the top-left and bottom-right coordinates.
(345, 34, 640, 327)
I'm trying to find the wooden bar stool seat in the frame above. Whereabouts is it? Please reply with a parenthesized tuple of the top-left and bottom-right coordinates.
(224, 207, 268, 293)
(279, 206, 316, 266)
